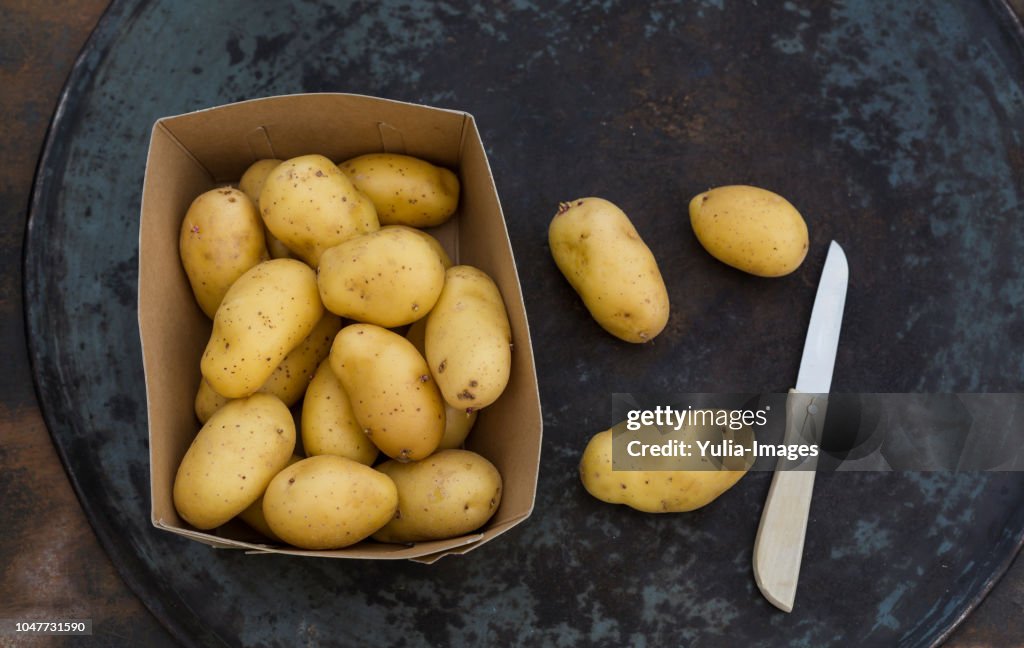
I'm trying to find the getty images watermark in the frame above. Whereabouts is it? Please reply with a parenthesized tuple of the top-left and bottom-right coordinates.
(610, 393, 1024, 472)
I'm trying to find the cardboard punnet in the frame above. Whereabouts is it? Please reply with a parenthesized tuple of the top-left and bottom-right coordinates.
(138, 94, 542, 562)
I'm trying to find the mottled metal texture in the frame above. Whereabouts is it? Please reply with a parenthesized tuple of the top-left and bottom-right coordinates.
(23, 0, 1024, 646)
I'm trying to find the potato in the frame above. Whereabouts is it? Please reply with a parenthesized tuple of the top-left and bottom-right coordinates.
(201, 259, 323, 399)
(338, 153, 459, 227)
(372, 449, 502, 543)
(689, 185, 809, 277)
(193, 377, 229, 423)
(317, 226, 446, 327)
(549, 197, 669, 343)
(389, 225, 453, 268)
(238, 159, 282, 205)
(258, 312, 342, 405)
(301, 359, 379, 465)
(406, 320, 478, 448)
(172, 394, 295, 529)
(579, 422, 752, 513)
(330, 324, 445, 461)
(236, 454, 303, 542)
(193, 313, 339, 422)
(262, 455, 398, 550)
(239, 158, 295, 260)
(259, 154, 379, 266)
(179, 187, 269, 318)
(425, 265, 512, 411)
(439, 403, 478, 450)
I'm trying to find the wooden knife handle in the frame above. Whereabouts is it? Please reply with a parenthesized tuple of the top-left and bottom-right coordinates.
(752, 389, 828, 612)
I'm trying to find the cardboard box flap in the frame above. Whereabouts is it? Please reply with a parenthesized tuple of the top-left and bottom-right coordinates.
(156, 93, 468, 182)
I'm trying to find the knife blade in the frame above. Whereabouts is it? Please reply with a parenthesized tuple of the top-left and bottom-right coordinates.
(753, 240, 849, 612)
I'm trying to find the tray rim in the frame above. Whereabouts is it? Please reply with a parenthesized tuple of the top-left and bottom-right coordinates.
(23, 1, 227, 645)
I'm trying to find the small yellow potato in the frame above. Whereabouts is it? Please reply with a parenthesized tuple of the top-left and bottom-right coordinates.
(201, 259, 323, 399)
(301, 359, 379, 465)
(238, 159, 296, 260)
(317, 226, 446, 327)
(236, 454, 303, 542)
(372, 449, 502, 543)
(407, 319, 479, 448)
(338, 153, 459, 227)
(329, 324, 444, 462)
(579, 422, 752, 513)
(258, 312, 342, 406)
(194, 377, 229, 423)
(689, 185, 809, 277)
(262, 455, 398, 550)
(194, 313, 341, 422)
(259, 154, 379, 267)
(238, 159, 282, 206)
(179, 187, 269, 318)
(439, 403, 478, 450)
(425, 265, 512, 411)
(549, 197, 669, 343)
(390, 225, 453, 268)
(172, 394, 296, 530)
(193, 313, 338, 422)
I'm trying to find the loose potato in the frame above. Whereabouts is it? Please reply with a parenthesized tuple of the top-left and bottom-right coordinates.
(259, 154, 379, 266)
(338, 153, 459, 227)
(330, 324, 445, 461)
(262, 455, 398, 550)
(201, 259, 323, 399)
(549, 197, 669, 343)
(236, 454, 303, 542)
(301, 359, 379, 466)
(689, 185, 808, 277)
(173, 394, 296, 530)
(425, 265, 512, 411)
(579, 422, 752, 513)
(179, 187, 269, 318)
(317, 226, 446, 327)
(372, 449, 502, 543)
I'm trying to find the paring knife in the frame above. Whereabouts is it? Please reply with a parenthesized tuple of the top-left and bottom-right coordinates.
(753, 240, 849, 613)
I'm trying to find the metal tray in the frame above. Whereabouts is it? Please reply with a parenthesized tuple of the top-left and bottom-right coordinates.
(25, 1, 1024, 645)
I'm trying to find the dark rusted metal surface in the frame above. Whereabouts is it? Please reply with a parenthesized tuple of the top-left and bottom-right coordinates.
(22, 0, 1024, 646)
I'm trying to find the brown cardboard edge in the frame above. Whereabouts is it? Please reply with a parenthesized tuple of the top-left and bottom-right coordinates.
(409, 509, 533, 564)
(468, 111, 542, 498)
(456, 113, 544, 519)
(163, 92, 469, 182)
(159, 91, 470, 125)
(244, 534, 486, 560)
(153, 517, 480, 558)
(139, 119, 212, 529)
